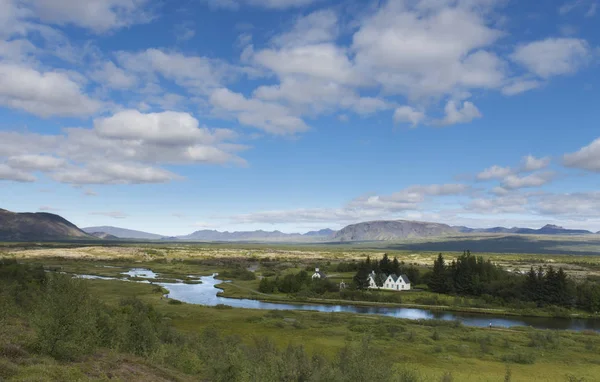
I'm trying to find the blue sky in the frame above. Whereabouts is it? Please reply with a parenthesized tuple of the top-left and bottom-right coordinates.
(1, 0, 600, 235)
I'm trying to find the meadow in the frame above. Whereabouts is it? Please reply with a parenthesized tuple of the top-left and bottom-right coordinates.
(2, 242, 600, 381)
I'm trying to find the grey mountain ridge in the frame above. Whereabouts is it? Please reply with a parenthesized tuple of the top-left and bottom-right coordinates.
(1, 209, 594, 242)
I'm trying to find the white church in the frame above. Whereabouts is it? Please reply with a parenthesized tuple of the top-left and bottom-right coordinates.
(368, 271, 411, 291)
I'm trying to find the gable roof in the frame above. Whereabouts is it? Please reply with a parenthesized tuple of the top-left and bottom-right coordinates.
(399, 274, 410, 284)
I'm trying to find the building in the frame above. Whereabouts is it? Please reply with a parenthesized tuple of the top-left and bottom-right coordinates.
(368, 271, 411, 291)
(311, 267, 327, 279)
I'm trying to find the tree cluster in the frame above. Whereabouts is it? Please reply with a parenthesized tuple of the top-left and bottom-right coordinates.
(258, 270, 338, 295)
(425, 252, 600, 313)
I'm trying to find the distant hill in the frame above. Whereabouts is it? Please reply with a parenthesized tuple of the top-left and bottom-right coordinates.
(304, 228, 336, 237)
(512, 224, 592, 235)
(82, 226, 163, 240)
(333, 220, 458, 242)
(0, 208, 93, 241)
(177, 229, 301, 241)
(89, 232, 120, 240)
(175, 228, 335, 242)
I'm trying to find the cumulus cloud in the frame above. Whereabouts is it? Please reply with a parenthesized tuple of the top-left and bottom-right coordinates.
(51, 162, 180, 185)
(521, 155, 551, 172)
(89, 61, 137, 89)
(7, 155, 65, 171)
(0, 164, 36, 182)
(501, 79, 542, 96)
(24, 0, 153, 33)
(205, 0, 321, 10)
(0, 63, 101, 117)
(117, 48, 235, 95)
(467, 194, 529, 214)
(511, 38, 591, 78)
(536, 192, 600, 217)
(563, 137, 600, 172)
(210, 87, 309, 134)
(477, 165, 513, 181)
(501, 172, 555, 190)
(394, 106, 425, 127)
(435, 101, 482, 126)
(0, 109, 247, 184)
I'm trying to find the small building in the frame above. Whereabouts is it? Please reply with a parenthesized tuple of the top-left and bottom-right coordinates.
(311, 267, 327, 279)
(339, 280, 346, 289)
(368, 271, 411, 291)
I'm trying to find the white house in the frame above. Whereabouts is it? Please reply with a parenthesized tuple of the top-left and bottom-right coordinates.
(368, 271, 411, 291)
(312, 267, 327, 279)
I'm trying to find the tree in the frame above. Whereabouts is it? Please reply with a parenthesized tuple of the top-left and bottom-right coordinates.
(379, 254, 391, 275)
(428, 253, 448, 293)
(259, 277, 275, 293)
(391, 257, 401, 275)
(353, 261, 371, 290)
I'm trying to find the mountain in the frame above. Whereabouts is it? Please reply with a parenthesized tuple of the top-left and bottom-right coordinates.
(304, 228, 336, 237)
(89, 232, 120, 240)
(82, 226, 164, 240)
(177, 229, 301, 241)
(0, 208, 93, 241)
(513, 224, 592, 235)
(333, 220, 458, 242)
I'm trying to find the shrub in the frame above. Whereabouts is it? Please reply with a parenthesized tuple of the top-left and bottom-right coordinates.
(501, 351, 536, 364)
(168, 299, 183, 305)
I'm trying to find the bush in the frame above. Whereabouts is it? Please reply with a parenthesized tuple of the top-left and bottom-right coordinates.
(33, 274, 101, 360)
(500, 351, 536, 364)
(168, 299, 183, 305)
(214, 304, 232, 309)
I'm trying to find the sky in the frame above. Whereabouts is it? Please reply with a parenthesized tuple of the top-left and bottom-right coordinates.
(1, 0, 599, 236)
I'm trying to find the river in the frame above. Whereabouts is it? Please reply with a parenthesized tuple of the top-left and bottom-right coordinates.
(157, 274, 600, 332)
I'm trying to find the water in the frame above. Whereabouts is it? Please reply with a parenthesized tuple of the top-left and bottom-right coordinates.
(158, 275, 600, 332)
(122, 268, 157, 279)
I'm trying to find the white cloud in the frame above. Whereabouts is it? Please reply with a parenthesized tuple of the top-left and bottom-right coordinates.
(94, 109, 209, 145)
(352, 1, 505, 99)
(117, 48, 235, 95)
(210, 87, 309, 134)
(90, 211, 128, 219)
(84, 189, 97, 196)
(563, 137, 600, 172)
(254, 44, 362, 86)
(7, 154, 65, 171)
(39, 206, 60, 211)
(435, 100, 482, 125)
(51, 162, 179, 185)
(90, 61, 137, 89)
(511, 38, 591, 78)
(394, 106, 425, 127)
(272, 9, 338, 48)
(501, 79, 542, 96)
(501, 172, 555, 190)
(536, 192, 600, 217)
(467, 194, 529, 214)
(0, 63, 101, 117)
(477, 165, 513, 180)
(25, 0, 153, 33)
(521, 155, 551, 172)
(205, 0, 321, 10)
(0, 163, 36, 182)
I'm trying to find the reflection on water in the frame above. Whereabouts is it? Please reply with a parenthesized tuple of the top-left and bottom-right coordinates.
(122, 268, 157, 279)
(159, 275, 600, 332)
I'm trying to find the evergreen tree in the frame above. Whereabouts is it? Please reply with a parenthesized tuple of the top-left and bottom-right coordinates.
(379, 254, 391, 275)
(353, 261, 370, 290)
(428, 253, 447, 293)
(391, 257, 401, 275)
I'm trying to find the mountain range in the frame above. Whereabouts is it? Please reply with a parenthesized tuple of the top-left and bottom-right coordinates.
(1, 208, 598, 242)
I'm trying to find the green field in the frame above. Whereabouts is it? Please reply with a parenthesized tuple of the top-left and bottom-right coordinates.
(2, 243, 600, 381)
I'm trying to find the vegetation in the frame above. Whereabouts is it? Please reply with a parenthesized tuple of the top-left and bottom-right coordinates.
(425, 251, 600, 313)
(3, 256, 600, 381)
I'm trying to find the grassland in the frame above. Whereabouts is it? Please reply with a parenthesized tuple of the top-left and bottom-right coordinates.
(3, 242, 600, 381)
(87, 278, 600, 381)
